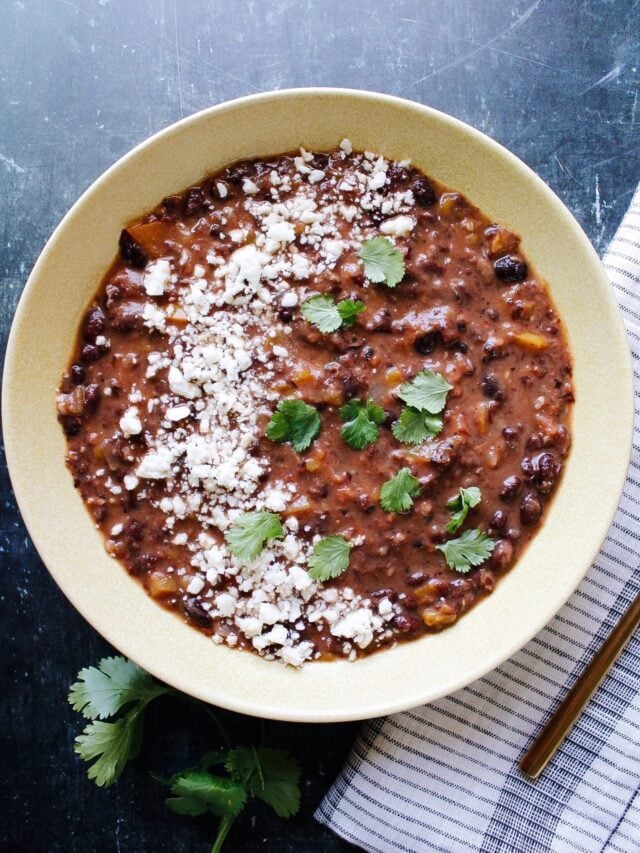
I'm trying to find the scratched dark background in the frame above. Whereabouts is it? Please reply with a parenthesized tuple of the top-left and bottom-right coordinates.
(1, 0, 639, 851)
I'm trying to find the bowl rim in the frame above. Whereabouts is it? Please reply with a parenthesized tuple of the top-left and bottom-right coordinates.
(3, 87, 635, 721)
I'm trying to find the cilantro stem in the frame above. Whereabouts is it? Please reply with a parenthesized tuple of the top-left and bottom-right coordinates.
(174, 694, 232, 749)
(211, 814, 236, 853)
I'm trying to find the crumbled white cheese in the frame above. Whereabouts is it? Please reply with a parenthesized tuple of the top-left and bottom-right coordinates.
(143, 259, 172, 296)
(119, 406, 142, 437)
(380, 215, 416, 237)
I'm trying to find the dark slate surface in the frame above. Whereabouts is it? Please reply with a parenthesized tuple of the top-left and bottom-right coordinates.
(1, 1, 639, 850)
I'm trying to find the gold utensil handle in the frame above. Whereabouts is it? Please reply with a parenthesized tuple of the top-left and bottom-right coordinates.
(519, 590, 640, 779)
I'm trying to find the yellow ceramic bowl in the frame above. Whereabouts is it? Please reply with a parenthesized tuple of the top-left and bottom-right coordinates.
(3, 89, 634, 722)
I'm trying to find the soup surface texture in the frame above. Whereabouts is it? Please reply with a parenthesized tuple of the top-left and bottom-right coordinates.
(57, 141, 573, 667)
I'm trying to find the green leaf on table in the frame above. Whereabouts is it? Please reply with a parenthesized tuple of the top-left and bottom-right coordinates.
(226, 746, 301, 818)
(68, 656, 169, 721)
(74, 710, 145, 787)
(165, 768, 247, 818)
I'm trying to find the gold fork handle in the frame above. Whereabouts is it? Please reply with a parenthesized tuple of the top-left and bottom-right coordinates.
(519, 590, 640, 779)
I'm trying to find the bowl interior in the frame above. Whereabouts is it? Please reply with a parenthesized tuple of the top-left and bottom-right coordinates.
(3, 89, 633, 721)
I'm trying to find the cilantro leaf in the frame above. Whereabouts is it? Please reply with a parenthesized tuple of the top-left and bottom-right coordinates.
(226, 747, 301, 818)
(436, 528, 495, 573)
(397, 370, 452, 414)
(300, 294, 365, 333)
(391, 406, 443, 445)
(379, 467, 421, 513)
(357, 237, 405, 287)
(307, 535, 352, 581)
(266, 398, 321, 453)
(225, 512, 284, 562)
(337, 299, 366, 328)
(445, 486, 482, 534)
(165, 769, 247, 818)
(74, 708, 145, 787)
(339, 398, 385, 450)
(68, 656, 170, 721)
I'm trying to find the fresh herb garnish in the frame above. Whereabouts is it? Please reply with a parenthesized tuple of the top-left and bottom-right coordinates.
(265, 398, 321, 453)
(300, 294, 365, 333)
(307, 535, 352, 581)
(339, 398, 385, 450)
(69, 657, 302, 852)
(163, 747, 300, 852)
(445, 486, 482, 534)
(357, 237, 405, 287)
(397, 370, 452, 414)
(225, 512, 284, 562)
(391, 406, 443, 444)
(69, 657, 172, 787)
(436, 529, 495, 573)
(379, 467, 420, 513)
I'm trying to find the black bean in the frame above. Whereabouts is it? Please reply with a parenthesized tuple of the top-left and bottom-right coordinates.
(406, 570, 429, 587)
(502, 426, 519, 443)
(60, 416, 80, 437)
(118, 229, 148, 268)
(520, 492, 542, 526)
(80, 344, 100, 363)
(362, 345, 375, 360)
(369, 308, 392, 332)
(70, 364, 86, 385)
(83, 307, 106, 342)
(500, 475, 522, 502)
(183, 596, 212, 627)
(488, 509, 508, 534)
(183, 187, 208, 217)
(491, 539, 514, 571)
(84, 384, 101, 413)
(414, 332, 438, 355)
(526, 433, 543, 450)
(392, 614, 422, 634)
(370, 588, 397, 603)
(224, 162, 252, 185)
(397, 592, 418, 610)
(411, 176, 437, 207)
(480, 372, 504, 401)
(277, 307, 293, 323)
(494, 254, 528, 283)
(522, 451, 561, 494)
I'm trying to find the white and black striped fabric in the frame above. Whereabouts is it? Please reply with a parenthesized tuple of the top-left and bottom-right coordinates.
(316, 188, 640, 853)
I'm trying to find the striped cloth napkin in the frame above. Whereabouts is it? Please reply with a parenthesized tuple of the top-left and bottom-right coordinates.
(316, 187, 640, 853)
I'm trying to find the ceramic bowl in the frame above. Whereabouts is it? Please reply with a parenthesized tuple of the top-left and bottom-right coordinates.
(3, 88, 634, 721)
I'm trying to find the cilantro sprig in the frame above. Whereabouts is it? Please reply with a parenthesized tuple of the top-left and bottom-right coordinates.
(162, 747, 300, 853)
(397, 370, 452, 414)
(392, 406, 443, 444)
(357, 237, 405, 287)
(68, 657, 302, 852)
(445, 486, 482, 534)
(69, 657, 172, 787)
(379, 467, 420, 513)
(300, 294, 365, 333)
(339, 398, 385, 450)
(266, 398, 321, 453)
(225, 511, 284, 562)
(307, 535, 352, 581)
(436, 529, 495, 573)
